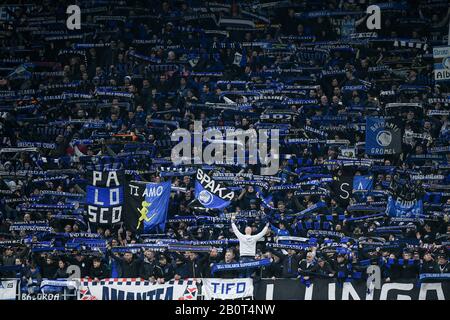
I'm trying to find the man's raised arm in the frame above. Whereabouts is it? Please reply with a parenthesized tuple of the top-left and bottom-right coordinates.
(231, 216, 244, 240)
(255, 222, 270, 240)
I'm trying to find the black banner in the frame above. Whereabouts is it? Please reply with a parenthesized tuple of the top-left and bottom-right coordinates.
(331, 176, 353, 206)
(124, 181, 146, 232)
(254, 278, 450, 300)
(124, 181, 172, 233)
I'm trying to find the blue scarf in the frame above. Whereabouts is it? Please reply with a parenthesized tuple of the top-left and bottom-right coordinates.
(211, 258, 271, 275)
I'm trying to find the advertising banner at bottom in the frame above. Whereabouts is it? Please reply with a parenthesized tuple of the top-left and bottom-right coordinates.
(202, 278, 253, 300)
(0, 279, 18, 300)
(254, 278, 450, 300)
(78, 278, 198, 300)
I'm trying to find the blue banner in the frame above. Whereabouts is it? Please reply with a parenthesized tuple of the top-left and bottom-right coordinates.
(211, 259, 272, 275)
(140, 182, 171, 232)
(366, 117, 402, 155)
(86, 186, 123, 207)
(386, 196, 423, 217)
(195, 181, 230, 210)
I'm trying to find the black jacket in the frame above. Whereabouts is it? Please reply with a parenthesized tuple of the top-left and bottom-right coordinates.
(202, 255, 222, 277)
(159, 263, 175, 281)
(0, 254, 17, 278)
(261, 260, 283, 278)
(333, 261, 351, 279)
(399, 260, 419, 279)
(174, 262, 189, 278)
(36, 260, 58, 279)
(111, 254, 142, 278)
(386, 263, 402, 280)
(420, 260, 439, 274)
(89, 264, 110, 279)
(184, 258, 204, 278)
(54, 267, 69, 279)
(0, 254, 15, 267)
(66, 256, 90, 278)
(139, 259, 164, 279)
(177, 253, 206, 278)
(316, 261, 335, 277)
(298, 259, 318, 276)
(1, 247, 29, 277)
(280, 254, 301, 278)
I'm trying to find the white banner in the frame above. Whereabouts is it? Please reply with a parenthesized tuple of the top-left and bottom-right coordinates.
(78, 278, 198, 300)
(202, 278, 254, 300)
(433, 46, 450, 81)
(0, 279, 18, 300)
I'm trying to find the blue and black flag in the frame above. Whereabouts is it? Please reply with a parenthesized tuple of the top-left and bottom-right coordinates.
(353, 175, 373, 191)
(194, 169, 235, 210)
(124, 181, 171, 233)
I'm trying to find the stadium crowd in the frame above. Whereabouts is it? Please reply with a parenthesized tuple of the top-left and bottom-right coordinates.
(0, 0, 449, 294)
